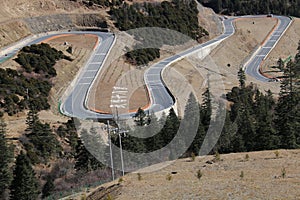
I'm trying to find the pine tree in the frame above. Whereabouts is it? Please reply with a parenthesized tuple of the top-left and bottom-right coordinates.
(74, 129, 104, 172)
(157, 108, 180, 159)
(25, 107, 39, 131)
(162, 108, 180, 144)
(238, 68, 246, 88)
(10, 152, 40, 200)
(27, 122, 61, 162)
(145, 112, 164, 152)
(237, 105, 256, 151)
(134, 107, 147, 126)
(254, 90, 278, 150)
(201, 88, 212, 131)
(180, 93, 200, 156)
(185, 93, 206, 156)
(277, 58, 284, 71)
(275, 57, 300, 148)
(0, 118, 14, 199)
(42, 176, 54, 198)
(216, 112, 237, 153)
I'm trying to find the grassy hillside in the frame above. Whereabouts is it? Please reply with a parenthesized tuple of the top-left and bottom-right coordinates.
(85, 149, 300, 199)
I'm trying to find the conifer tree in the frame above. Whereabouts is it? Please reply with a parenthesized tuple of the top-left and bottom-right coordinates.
(26, 107, 39, 132)
(42, 176, 54, 198)
(275, 56, 300, 148)
(238, 68, 246, 88)
(10, 152, 40, 200)
(181, 93, 205, 155)
(74, 129, 104, 172)
(28, 122, 61, 162)
(0, 118, 14, 199)
(277, 58, 284, 71)
(201, 88, 212, 131)
(215, 111, 237, 153)
(134, 107, 147, 126)
(254, 90, 278, 150)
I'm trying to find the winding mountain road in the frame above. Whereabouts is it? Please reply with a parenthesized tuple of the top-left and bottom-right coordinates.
(0, 15, 291, 119)
(243, 15, 291, 81)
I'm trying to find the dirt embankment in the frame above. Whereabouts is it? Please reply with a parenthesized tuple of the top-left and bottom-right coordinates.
(0, 0, 98, 23)
(0, 0, 110, 49)
(85, 149, 300, 200)
(197, 2, 223, 39)
(0, 20, 31, 49)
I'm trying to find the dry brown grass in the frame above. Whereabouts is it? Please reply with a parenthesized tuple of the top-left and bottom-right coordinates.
(86, 149, 300, 200)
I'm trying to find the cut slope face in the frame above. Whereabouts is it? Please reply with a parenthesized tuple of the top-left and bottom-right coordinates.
(0, 20, 31, 49)
(0, 0, 92, 22)
(0, 0, 109, 49)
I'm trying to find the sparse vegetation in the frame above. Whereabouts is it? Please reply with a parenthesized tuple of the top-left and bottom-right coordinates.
(137, 173, 142, 181)
(191, 152, 196, 162)
(166, 173, 172, 181)
(281, 167, 286, 178)
(118, 177, 124, 183)
(214, 151, 221, 161)
(240, 171, 244, 179)
(106, 193, 113, 200)
(274, 150, 280, 158)
(245, 154, 249, 161)
(197, 169, 203, 180)
(81, 193, 87, 200)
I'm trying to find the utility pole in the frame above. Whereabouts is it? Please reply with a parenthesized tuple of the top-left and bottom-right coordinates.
(107, 120, 115, 180)
(114, 107, 128, 177)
